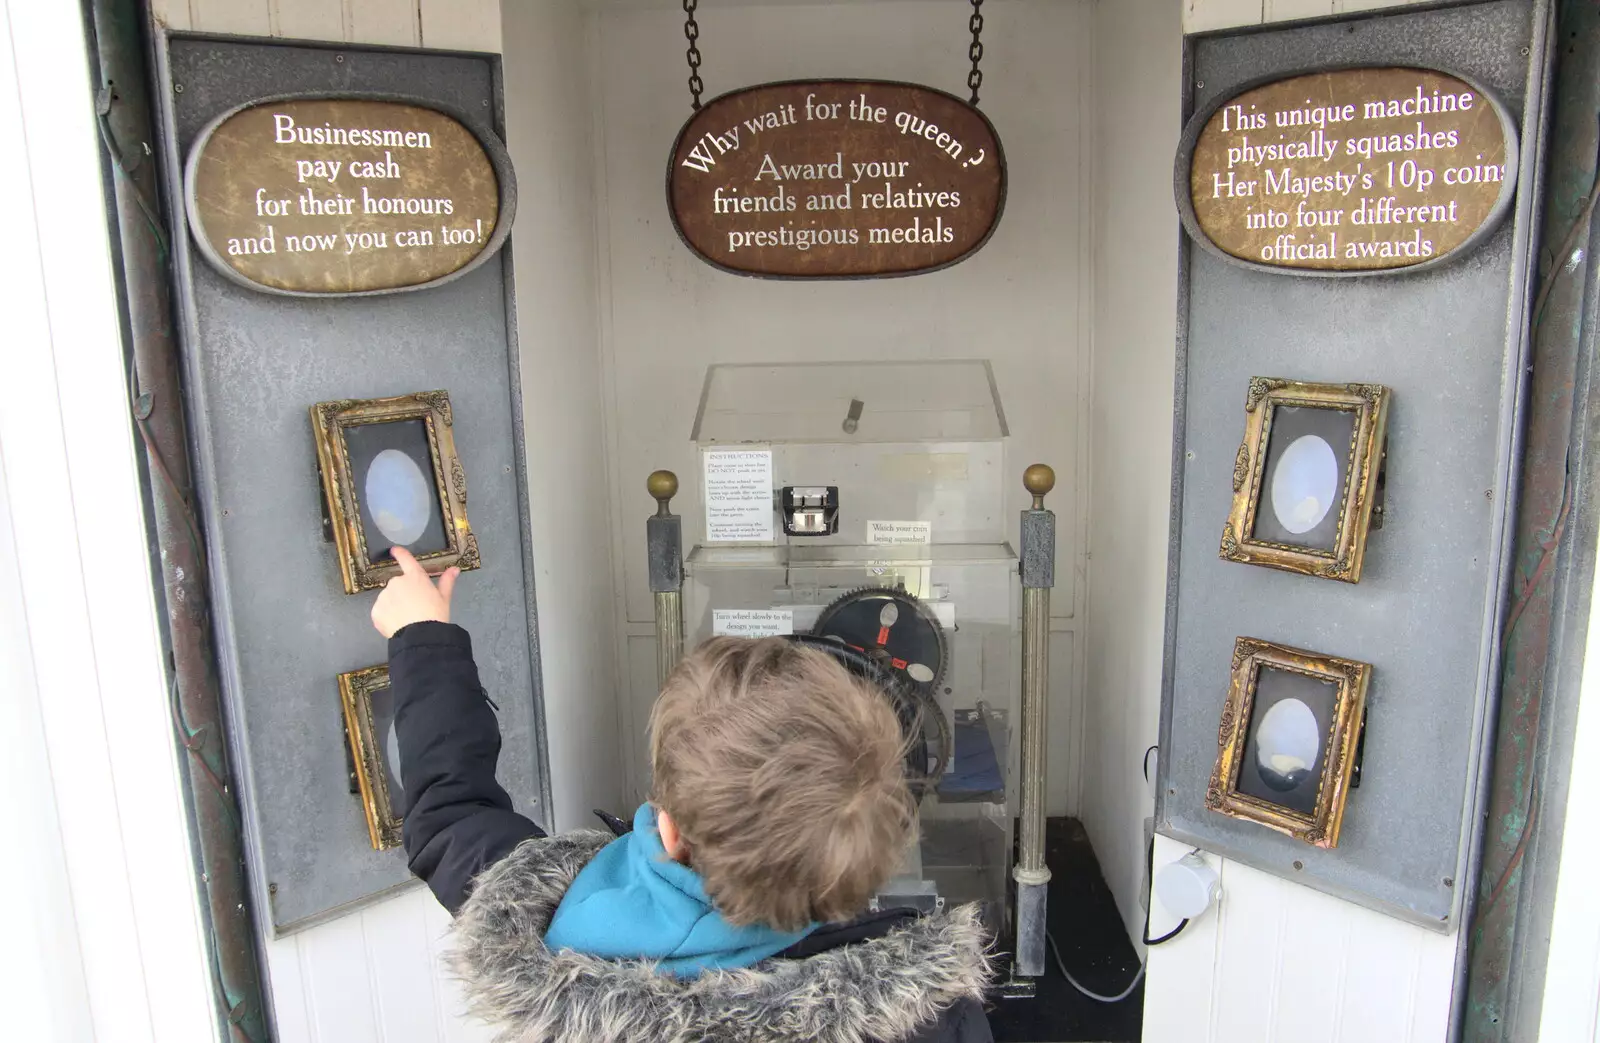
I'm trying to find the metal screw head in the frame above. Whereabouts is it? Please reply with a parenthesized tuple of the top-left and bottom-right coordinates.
(1520, 47, 1530, 56)
(1293, 860, 1304, 870)
(1195, 81, 1204, 89)
(335, 54, 345, 63)
(1444, 877, 1454, 887)
(173, 83, 184, 93)
(268, 882, 278, 895)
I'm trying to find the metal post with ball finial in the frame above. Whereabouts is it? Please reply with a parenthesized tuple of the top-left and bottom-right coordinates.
(1014, 463, 1056, 981)
(647, 470, 686, 686)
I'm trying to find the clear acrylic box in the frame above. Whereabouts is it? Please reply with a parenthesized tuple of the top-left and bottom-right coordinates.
(684, 360, 1019, 936)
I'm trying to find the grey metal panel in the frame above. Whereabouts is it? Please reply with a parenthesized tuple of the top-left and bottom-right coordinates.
(1156, 0, 1544, 929)
(160, 36, 546, 933)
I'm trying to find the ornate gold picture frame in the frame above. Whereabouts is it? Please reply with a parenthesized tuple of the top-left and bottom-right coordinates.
(1221, 378, 1389, 583)
(311, 390, 479, 594)
(338, 664, 403, 851)
(1207, 637, 1371, 849)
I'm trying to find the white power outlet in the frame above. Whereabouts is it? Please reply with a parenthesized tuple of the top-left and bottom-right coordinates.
(1140, 815, 1155, 912)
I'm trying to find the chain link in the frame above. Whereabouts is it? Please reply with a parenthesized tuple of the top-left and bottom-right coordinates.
(684, 0, 704, 111)
(967, 0, 984, 106)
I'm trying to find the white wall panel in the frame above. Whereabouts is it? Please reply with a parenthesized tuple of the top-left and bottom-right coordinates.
(421, 0, 501, 51)
(347, 0, 419, 46)
(1185, 0, 1433, 32)
(1084, 0, 1182, 946)
(273, 0, 347, 41)
(192, 0, 272, 35)
(1263, 0, 1334, 21)
(1, 0, 218, 1039)
(156, 0, 502, 46)
(1144, 836, 1457, 1042)
(502, 0, 621, 834)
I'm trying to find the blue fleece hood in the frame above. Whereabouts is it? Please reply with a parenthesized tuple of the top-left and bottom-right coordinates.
(542, 804, 815, 977)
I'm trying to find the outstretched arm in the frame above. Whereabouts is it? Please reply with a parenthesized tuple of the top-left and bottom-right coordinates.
(375, 549, 545, 914)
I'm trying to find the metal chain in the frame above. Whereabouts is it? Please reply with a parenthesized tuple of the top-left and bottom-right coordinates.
(684, 0, 704, 111)
(967, 0, 984, 107)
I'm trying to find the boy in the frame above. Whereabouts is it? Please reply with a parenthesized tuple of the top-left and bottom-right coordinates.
(373, 547, 993, 1042)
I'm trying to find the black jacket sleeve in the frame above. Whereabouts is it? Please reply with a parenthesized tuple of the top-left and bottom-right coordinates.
(388, 621, 545, 914)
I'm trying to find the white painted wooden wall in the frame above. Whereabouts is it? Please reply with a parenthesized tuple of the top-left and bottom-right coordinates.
(1184, 0, 1434, 34)
(1110, 2, 1465, 1041)
(0, 1, 216, 1039)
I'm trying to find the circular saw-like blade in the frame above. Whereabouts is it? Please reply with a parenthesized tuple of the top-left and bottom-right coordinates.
(812, 586, 948, 697)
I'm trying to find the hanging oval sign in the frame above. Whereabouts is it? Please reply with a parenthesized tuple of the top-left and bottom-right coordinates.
(667, 80, 1005, 278)
(185, 95, 516, 296)
(1175, 67, 1517, 276)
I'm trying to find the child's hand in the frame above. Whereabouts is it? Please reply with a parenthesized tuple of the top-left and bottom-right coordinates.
(371, 546, 460, 638)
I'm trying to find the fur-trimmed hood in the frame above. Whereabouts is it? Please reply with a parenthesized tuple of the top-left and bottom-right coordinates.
(450, 831, 995, 1043)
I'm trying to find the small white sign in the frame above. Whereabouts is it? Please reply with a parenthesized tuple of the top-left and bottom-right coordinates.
(712, 609, 794, 637)
(703, 448, 774, 542)
(867, 520, 933, 545)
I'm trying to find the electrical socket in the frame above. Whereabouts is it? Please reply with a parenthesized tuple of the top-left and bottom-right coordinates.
(1140, 815, 1155, 912)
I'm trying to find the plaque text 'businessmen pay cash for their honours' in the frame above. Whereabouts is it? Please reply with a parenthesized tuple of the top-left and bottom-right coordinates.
(1182, 67, 1515, 274)
(669, 81, 1005, 278)
(186, 98, 512, 295)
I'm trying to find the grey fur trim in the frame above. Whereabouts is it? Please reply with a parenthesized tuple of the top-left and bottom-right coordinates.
(449, 831, 995, 1043)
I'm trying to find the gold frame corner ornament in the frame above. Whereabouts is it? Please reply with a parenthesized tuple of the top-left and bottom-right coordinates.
(310, 390, 480, 594)
(1209, 636, 1371, 849)
(1220, 378, 1390, 583)
(338, 664, 403, 851)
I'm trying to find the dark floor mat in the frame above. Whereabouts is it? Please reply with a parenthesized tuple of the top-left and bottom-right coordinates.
(987, 818, 1144, 1043)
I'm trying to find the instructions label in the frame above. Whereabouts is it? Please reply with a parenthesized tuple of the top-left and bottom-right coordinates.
(867, 520, 933, 545)
(712, 609, 794, 637)
(703, 447, 774, 542)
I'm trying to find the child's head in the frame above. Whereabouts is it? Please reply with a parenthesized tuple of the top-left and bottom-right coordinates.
(648, 636, 915, 931)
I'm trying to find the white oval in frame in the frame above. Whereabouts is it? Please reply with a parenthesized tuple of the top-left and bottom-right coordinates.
(366, 448, 433, 546)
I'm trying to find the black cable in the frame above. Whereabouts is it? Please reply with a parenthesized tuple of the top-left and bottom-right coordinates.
(1047, 829, 1192, 1003)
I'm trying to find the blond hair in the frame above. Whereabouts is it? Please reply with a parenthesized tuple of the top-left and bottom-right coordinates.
(648, 636, 915, 930)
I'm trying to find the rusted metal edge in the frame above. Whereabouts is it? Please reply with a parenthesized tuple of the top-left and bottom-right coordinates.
(84, 1, 268, 1039)
(1461, 1, 1600, 1039)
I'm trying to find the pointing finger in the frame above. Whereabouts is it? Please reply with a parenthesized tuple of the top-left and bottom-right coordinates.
(391, 545, 423, 576)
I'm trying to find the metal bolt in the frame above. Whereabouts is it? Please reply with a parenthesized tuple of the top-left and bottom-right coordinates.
(1444, 877, 1454, 887)
(335, 54, 345, 63)
(482, 99, 490, 107)
(269, 882, 278, 895)
(1520, 47, 1530, 56)
(173, 83, 184, 93)
(1292, 860, 1304, 870)
(1186, 450, 1195, 461)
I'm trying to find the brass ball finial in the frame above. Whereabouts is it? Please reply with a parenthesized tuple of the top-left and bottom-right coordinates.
(1023, 464, 1055, 508)
(647, 470, 678, 515)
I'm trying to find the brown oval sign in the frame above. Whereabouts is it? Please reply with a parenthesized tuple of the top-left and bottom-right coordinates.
(185, 97, 515, 296)
(668, 81, 1005, 278)
(1177, 67, 1517, 275)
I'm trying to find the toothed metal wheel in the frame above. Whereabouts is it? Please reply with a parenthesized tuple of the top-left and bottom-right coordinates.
(811, 587, 953, 793)
(811, 587, 948, 696)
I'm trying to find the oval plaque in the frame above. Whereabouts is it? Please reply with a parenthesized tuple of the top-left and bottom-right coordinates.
(1177, 67, 1517, 275)
(668, 81, 1005, 278)
(185, 96, 515, 296)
